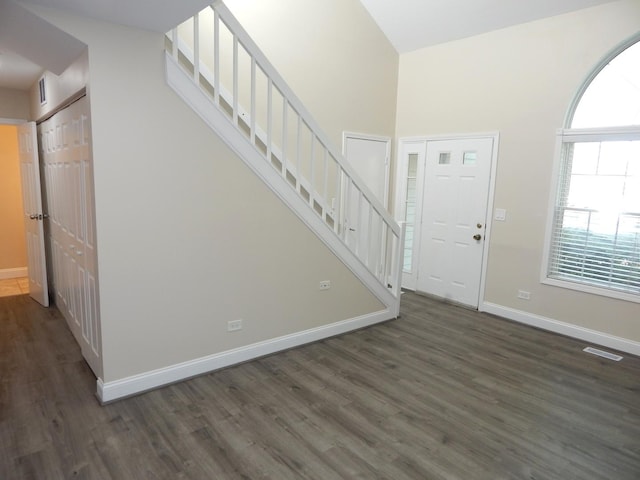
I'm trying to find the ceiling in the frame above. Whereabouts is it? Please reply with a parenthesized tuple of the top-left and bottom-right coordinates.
(359, 0, 617, 53)
(0, 48, 42, 90)
(0, 0, 619, 91)
(0, 0, 211, 91)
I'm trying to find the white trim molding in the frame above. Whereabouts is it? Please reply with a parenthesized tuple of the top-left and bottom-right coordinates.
(482, 302, 640, 357)
(0, 267, 28, 280)
(97, 308, 395, 403)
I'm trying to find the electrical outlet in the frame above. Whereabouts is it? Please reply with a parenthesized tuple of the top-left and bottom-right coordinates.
(517, 290, 531, 300)
(227, 319, 243, 332)
(319, 280, 331, 290)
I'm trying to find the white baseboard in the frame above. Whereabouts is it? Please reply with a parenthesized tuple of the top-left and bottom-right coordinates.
(482, 302, 640, 357)
(0, 267, 27, 280)
(97, 308, 394, 403)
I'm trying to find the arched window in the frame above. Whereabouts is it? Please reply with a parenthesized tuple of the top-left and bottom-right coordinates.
(544, 38, 640, 302)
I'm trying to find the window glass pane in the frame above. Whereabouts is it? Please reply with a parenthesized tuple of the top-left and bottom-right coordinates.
(438, 152, 450, 165)
(570, 143, 599, 175)
(403, 153, 420, 273)
(405, 203, 416, 223)
(571, 41, 640, 128)
(567, 175, 625, 211)
(598, 142, 631, 176)
(566, 141, 639, 214)
(407, 153, 418, 177)
(623, 178, 640, 211)
(403, 225, 414, 271)
(628, 154, 640, 177)
(463, 151, 477, 165)
(406, 178, 416, 200)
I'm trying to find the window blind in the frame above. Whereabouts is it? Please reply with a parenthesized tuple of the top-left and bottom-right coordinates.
(548, 140, 640, 294)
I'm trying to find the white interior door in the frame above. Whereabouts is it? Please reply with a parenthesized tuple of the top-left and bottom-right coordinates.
(416, 137, 494, 308)
(17, 122, 49, 307)
(343, 133, 390, 208)
(39, 96, 102, 378)
(342, 133, 390, 272)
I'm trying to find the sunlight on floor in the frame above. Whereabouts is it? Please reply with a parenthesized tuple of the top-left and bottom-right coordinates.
(0, 277, 29, 298)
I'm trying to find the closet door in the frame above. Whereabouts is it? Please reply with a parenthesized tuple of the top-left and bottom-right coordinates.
(40, 96, 102, 378)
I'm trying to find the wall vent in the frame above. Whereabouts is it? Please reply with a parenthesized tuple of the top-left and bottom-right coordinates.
(583, 346, 623, 361)
(38, 76, 47, 105)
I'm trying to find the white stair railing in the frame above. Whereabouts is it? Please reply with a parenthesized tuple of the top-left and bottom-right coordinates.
(165, 1, 404, 312)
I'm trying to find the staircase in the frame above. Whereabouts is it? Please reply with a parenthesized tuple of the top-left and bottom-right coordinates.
(164, 1, 404, 315)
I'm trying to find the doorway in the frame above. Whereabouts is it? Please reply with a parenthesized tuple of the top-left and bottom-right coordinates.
(0, 123, 29, 298)
(396, 134, 498, 308)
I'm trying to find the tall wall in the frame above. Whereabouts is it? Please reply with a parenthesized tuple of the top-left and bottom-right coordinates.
(0, 88, 30, 120)
(0, 125, 27, 271)
(27, 4, 389, 383)
(396, 0, 640, 344)
(224, 0, 399, 150)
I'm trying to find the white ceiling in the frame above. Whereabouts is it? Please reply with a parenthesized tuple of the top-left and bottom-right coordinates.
(359, 0, 617, 53)
(0, 49, 42, 90)
(0, 0, 620, 91)
(0, 0, 211, 91)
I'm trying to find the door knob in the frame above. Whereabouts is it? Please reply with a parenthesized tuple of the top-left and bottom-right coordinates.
(29, 214, 37, 219)
(473, 234, 482, 241)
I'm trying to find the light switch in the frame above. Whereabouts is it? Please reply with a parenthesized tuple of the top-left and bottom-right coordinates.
(494, 208, 506, 221)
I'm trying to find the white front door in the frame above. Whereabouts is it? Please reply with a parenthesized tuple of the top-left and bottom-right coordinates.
(17, 122, 49, 307)
(416, 137, 494, 308)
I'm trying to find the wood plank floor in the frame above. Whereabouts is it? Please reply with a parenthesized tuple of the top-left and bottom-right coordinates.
(1, 292, 639, 479)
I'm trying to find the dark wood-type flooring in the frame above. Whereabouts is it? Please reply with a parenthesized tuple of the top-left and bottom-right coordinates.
(1, 292, 639, 479)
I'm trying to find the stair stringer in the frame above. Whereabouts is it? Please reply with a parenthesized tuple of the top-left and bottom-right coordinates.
(165, 51, 397, 311)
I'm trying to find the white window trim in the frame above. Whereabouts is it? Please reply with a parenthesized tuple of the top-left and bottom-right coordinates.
(541, 126, 640, 304)
(564, 33, 640, 128)
(542, 32, 640, 304)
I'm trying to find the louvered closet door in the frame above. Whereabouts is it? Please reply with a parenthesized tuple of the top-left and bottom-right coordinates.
(39, 96, 102, 378)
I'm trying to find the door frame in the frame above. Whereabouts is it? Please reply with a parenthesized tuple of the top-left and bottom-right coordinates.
(395, 132, 500, 310)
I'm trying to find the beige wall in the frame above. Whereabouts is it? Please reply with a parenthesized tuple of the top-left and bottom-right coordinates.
(0, 88, 30, 120)
(0, 125, 27, 270)
(28, 6, 385, 382)
(396, 0, 640, 342)
(225, 0, 399, 149)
